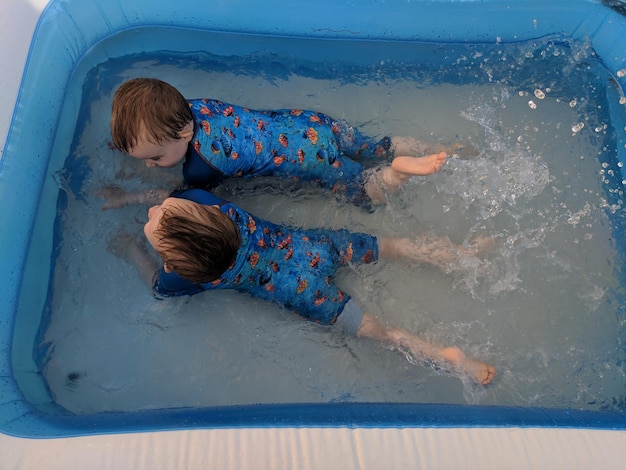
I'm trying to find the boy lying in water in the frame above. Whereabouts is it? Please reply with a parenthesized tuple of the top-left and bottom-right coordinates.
(108, 187, 496, 385)
(106, 77, 475, 209)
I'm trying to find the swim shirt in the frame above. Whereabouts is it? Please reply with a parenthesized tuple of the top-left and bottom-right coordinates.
(153, 188, 380, 331)
(182, 99, 392, 204)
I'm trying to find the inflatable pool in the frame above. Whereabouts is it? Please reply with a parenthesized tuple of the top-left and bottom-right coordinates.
(1, 0, 626, 466)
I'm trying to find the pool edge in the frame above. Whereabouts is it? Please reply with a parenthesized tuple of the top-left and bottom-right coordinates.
(2, 0, 626, 450)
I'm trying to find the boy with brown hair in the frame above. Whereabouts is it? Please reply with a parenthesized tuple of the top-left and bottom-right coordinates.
(107, 78, 471, 209)
(111, 187, 496, 385)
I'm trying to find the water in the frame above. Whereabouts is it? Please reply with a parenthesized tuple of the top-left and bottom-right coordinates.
(31, 35, 626, 414)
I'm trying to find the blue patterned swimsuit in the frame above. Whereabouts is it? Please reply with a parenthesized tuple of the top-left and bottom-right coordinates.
(182, 99, 392, 205)
(154, 188, 379, 331)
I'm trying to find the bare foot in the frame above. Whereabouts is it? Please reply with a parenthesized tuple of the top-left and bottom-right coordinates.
(391, 151, 447, 176)
(362, 151, 447, 205)
(381, 325, 496, 386)
(442, 347, 496, 385)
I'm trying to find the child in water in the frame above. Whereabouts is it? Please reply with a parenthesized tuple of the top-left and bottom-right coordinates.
(108, 187, 496, 385)
(106, 77, 472, 209)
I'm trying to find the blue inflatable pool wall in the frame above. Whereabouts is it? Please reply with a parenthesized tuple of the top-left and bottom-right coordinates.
(1, 0, 626, 437)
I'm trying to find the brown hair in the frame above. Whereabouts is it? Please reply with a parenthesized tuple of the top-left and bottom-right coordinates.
(111, 78, 193, 153)
(155, 202, 242, 284)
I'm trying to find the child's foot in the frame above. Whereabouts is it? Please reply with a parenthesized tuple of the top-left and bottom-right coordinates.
(363, 154, 446, 205)
(391, 152, 447, 176)
(442, 347, 496, 385)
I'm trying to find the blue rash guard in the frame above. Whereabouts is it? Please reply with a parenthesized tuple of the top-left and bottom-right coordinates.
(182, 99, 392, 205)
(153, 188, 380, 333)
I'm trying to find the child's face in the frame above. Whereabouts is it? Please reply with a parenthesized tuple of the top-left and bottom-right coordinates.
(129, 122, 193, 168)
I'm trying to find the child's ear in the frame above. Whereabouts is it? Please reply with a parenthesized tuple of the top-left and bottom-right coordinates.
(178, 121, 194, 142)
(163, 262, 173, 273)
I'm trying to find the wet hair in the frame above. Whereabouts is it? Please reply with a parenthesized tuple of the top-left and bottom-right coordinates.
(111, 77, 193, 153)
(155, 202, 242, 284)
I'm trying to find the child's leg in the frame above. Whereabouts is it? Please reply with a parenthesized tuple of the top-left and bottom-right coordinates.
(360, 135, 482, 205)
(334, 124, 472, 162)
(362, 152, 447, 205)
(378, 234, 493, 270)
(356, 312, 496, 385)
(391, 136, 479, 159)
(332, 123, 478, 205)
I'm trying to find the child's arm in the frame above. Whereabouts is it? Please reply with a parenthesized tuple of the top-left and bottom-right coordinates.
(356, 312, 496, 385)
(108, 230, 160, 288)
(100, 186, 171, 210)
(108, 229, 205, 297)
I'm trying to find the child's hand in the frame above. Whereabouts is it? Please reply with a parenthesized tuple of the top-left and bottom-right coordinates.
(107, 230, 143, 260)
(108, 229, 160, 287)
(99, 185, 130, 210)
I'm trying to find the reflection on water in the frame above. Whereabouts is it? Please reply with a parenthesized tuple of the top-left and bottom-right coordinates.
(35, 34, 626, 414)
